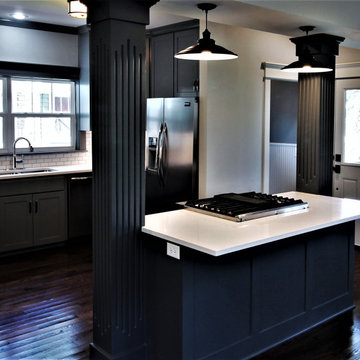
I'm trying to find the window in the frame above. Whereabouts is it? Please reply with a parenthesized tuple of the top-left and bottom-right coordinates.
(0, 78, 4, 149)
(0, 76, 76, 153)
(343, 89, 360, 163)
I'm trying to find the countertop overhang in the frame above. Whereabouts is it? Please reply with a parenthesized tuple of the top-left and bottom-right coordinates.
(142, 191, 360, 256)
(0, 165, 92, 180)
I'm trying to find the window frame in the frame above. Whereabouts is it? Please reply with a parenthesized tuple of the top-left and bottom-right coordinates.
(0, 75, 76, 154)
(0, 77, 6, 150)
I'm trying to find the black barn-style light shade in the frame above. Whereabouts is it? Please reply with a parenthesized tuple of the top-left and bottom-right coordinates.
(281, 50, 332, 73)
(67, 0, 87, 19)
(282, 26, 332, 73)
(174, 3, 238, 61)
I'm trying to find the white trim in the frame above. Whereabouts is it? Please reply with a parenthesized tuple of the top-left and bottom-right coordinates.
(262, 62, 298, 81)
(338, 162, 360, 167)
(270, 142, 297, 147)
(335, 62, 360, 79)
(262, 78, 270, 193)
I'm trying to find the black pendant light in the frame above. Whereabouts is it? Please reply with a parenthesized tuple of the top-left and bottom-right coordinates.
(282, 26, 332, 73)
(67, 0, 87, 19)
(174, 3, 238, 61)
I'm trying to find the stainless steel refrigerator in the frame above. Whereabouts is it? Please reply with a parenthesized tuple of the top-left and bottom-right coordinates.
(145, 97, 199, 214)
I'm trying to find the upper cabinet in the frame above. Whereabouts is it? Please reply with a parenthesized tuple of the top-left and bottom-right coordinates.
(151, 32, 174, 98)
(148, 20, 199, 98)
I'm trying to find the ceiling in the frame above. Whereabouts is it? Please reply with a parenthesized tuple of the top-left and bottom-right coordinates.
(1, 1, 360, 49)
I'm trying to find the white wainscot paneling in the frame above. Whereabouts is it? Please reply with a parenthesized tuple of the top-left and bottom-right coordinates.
(269, 143, 296, 194)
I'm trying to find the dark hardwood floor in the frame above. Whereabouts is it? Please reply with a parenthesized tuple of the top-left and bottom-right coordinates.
(0, 240, 93, 360)
(1, 241, 360, 359)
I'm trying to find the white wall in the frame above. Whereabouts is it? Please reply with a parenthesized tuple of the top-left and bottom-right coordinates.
(199, 22, 298, 197)
(0, 25, 78, 67)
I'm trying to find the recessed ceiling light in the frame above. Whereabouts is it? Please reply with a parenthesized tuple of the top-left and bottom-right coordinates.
(11, 13, 28, 21)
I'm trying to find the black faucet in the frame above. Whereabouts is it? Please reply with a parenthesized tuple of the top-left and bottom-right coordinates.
(12, 137, 34, 169)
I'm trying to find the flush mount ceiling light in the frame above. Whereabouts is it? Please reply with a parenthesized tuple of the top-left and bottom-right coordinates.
(174, 3, 238, 61)
(10, 13, 28, 20)
(282, 26, 332, 73)
(67, 0, 87, 19)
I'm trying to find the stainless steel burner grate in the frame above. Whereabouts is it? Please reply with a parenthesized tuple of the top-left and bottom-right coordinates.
(184, 192, 309, 222)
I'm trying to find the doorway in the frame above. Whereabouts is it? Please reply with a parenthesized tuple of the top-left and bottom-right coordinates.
(269, 80, 298, 194)
(261, 63, 298, 194)
(333, 78, 360, 200)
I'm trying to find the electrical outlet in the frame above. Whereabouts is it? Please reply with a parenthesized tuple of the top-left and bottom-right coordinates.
(167, 242, 180, 260)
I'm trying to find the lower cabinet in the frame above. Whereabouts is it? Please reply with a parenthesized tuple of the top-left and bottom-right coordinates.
(0, 177, 67, 253)
(33, 191, 66, 246)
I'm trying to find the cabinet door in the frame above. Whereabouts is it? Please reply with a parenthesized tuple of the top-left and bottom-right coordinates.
(174, 28, 199, 96)
(33, 191, 67, 246)
(0, 195, 33, 252)
(151, 33, 174, 97)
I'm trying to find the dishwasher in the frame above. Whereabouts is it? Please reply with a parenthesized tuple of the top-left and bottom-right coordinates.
(68, 174, 92, 240)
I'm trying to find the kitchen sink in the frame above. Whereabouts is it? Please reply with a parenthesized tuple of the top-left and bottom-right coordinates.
(0, 167, 56, 176)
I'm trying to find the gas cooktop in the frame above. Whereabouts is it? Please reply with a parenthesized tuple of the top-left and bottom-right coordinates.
(184, 192, 309, 222)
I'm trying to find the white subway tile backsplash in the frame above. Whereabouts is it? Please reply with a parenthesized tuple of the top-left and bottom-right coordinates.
(0, 132, 92, 170)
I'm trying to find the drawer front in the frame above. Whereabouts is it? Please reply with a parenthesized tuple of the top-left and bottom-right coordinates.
(0, 176, 65, 197)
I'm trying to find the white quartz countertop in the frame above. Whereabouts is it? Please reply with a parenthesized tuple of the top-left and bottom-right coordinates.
(0, 165, 92, 180)
(142, 191, 360, 256)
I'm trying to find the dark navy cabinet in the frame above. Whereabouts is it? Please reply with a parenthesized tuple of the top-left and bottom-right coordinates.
(144, 221, 355, 360)
(149, 20, 199, 98)
(0, 176, 67, 252)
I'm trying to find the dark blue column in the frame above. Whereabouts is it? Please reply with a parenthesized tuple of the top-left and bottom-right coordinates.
(293, 33, 344, 195)
(83, 1, 157, 359)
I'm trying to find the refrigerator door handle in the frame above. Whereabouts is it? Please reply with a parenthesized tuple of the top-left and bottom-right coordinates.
(155, 123, 163, 172)
(159, 122, 168, 186)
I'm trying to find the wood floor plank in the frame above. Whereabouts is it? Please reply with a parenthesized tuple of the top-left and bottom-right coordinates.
(0, 239, 93, 360)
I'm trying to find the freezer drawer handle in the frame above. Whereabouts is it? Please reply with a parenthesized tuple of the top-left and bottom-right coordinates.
(184, 102, 191, 107)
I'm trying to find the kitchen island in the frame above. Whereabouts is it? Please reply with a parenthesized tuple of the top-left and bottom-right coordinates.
(142, 192, 360, 360)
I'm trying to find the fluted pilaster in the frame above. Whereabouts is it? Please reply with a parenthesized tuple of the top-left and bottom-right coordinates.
(297, 72, 334, 195)
(294, 33, 343, 195)
(87, 1, 157, 358)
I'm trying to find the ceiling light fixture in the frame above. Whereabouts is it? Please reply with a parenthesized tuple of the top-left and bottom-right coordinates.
(282, 26, 332, 73)
(67, 0, 87, 19)
(11, 13, 27, 21)
(174, 3, 238, 61)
